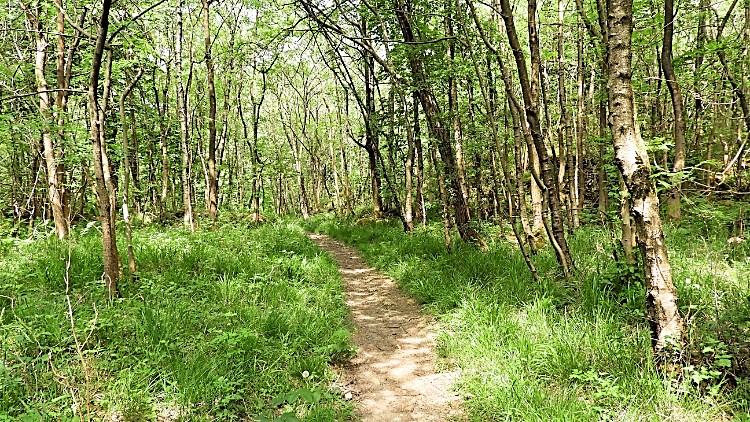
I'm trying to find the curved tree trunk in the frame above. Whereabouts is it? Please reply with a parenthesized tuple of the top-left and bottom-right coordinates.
(20, 2, 69, 239)
(498, 0, 573, 274)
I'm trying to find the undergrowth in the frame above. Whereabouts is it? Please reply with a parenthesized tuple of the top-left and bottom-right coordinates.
(306, 209, 750, 421)
(0, 219, 353, 421)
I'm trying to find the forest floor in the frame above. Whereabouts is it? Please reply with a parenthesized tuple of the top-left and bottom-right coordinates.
(308, 233, 464, 421)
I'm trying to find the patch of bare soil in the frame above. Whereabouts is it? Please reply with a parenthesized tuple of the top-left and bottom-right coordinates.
(308, 234, 464, 422)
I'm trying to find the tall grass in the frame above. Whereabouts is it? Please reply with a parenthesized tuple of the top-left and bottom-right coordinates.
(0, 220, 353, 421)
(307, 212, 750, 421)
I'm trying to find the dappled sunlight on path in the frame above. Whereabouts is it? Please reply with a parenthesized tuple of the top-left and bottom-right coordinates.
(308, 234, 463, 421)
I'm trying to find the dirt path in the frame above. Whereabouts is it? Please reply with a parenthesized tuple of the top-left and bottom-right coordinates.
(308, 234, 463, 422)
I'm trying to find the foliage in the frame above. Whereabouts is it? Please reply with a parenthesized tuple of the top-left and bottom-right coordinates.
(306, 213, 750, 420)
(0, 221, 354, 420)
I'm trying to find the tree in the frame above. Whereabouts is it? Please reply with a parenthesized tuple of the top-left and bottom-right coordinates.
(662, 0, 686, 220)
(203, 0, 219, 219)
(88, 0, 120, 298)
(394, 0, 486, 248)
(607, 0, 684, 356)
(498, 0, 573, 275)
(19, 0, 71, 239)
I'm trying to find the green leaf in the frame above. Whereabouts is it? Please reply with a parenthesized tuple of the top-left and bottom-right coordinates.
(274, 412, 300, 422)
(715, 359, 732, 368)
(271, 392, 286, 406)
(297, 388, 315, 403)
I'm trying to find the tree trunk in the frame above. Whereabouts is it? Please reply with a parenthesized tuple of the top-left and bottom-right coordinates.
(120, 67, 145, 276)
(403, 94, 415, 232)
(662, 0, 686, 220)
(446, 7, 470, 217)
(128, 101, 142, 215)
(177, 0, 194, 229)
(574, 19, 585, 228)
(87, 0, 119, 298)
(498, 0, 573, 273)
(413, 91, 426, 227)
(363, 50, 383, 218)
(159, 64, 171, 218)
(431, 145, 452, 249)
(202, 0, 218, 219)
(394, 0, 486, 248)
(558, 0, 576, 230)
(607, 0, 685, 356)
(21, 2, 69, 239)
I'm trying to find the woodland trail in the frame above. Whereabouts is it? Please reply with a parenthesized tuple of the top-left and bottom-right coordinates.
(308, 234, 464, 421)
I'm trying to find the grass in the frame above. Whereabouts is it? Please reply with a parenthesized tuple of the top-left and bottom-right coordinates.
(0, 219, 354, 421)
(306, 208, 750, 421)
(3, 201, 750, 421)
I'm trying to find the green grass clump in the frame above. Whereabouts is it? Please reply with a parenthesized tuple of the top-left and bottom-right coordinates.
(0, 221, 353, 421)
(306, 213, 748, 421)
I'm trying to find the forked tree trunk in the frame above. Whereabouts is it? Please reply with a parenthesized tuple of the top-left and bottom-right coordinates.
(607, 0, 685, 356)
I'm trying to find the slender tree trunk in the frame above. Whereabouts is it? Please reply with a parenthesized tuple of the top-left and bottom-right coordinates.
(202, 0, 218, 219)
(558, 0, 576, 230)
(128, 101, 142, 215)
(363, 50, 383, 218)
(498, 0, 573, 273)
(328, 141, 341, 212)
(177, 0, 194, 230)
(468, 1, 534, 245)
(446, 5, 470, 216)
(530, 147, 545, 246)
(120, 68, 145, 276)
(403, 94, 415, 232)
(413, 91, 426, 227)
(341, 137, 353, 215)
(461, 9, 540, 278)
(662, 0, 686, 220)
(21, 2, 69, 239)
(607, 0, 684, 356)
(574, 19, 585, 228)
(87, 0, 119, 298)
(431, 145, 452, 249)
(394, 0, 486, 248)
(159, 65, 171, 218)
